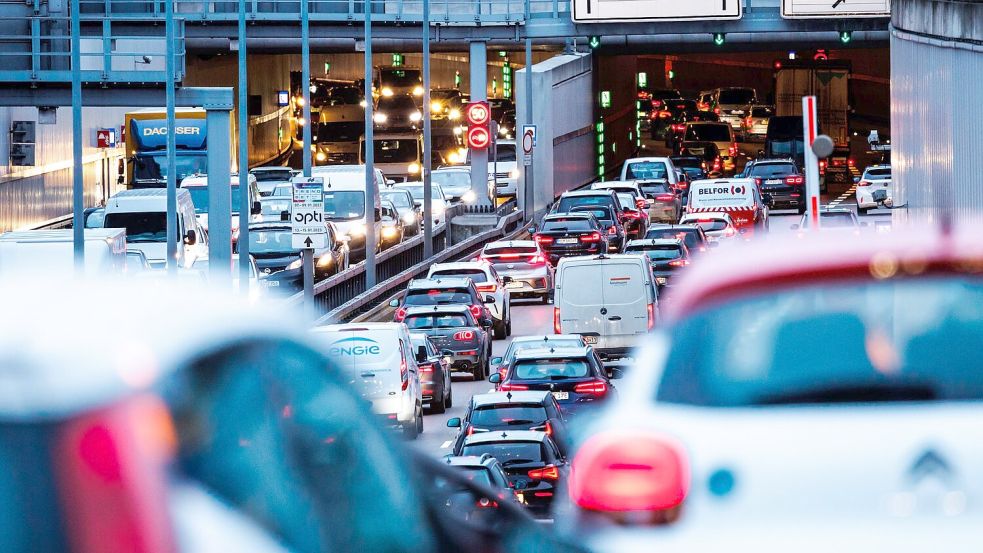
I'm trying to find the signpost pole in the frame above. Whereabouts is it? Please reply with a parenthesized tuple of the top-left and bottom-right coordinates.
(523, 38, 534, 222)
(238, 0, 250, 292)
(301, 0, 312, 177)
(422, 0, 433, 257)
(303, 249, 314, 315)
(70, 0, 83, 272)
(802, 95, 821, 230)
(364, 0, 377, 289)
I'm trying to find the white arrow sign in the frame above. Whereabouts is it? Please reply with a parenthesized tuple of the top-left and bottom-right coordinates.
(782, 0, 889, 18)
(572, 0, 740, 23)
(291, 176, 328, 250)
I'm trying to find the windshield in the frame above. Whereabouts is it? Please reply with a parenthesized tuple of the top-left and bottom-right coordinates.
(403, 314, 469, 329)
(249, 229, 294, 253)
(542, 218, 592, 232)
(555, 195, 615, 213)
(461, 442, 543, 464)
(378, 96, 418, 111)
(430, 269, 488, 283)
(770, 139, 805, 157)
(718, 89, 755, 105)
(807, 212, 857, 228)
(494, 145, 516, 162)
(640, 182, 671, 196)
(399, 185, 443, 200)
(471, 405, 549, 427)
(405, 288, 473, 306)
(362, 139, 418, 164)
(381, 191, 412, 208)
(323, 191, 365, 220)
(685, 125, 731, 142)
(252, 169, 293, 182)
(381, 69, 422, 87)
(484, 245, 538, 256)
(751, 107, 773, 117)
(103, 212, 168, 243)
(433, 171, 470, 189)
(259, 199, 290, 220)
(626, 246, 683, 260)
(658, 278, 983, 406)
(185, 186, 243, 215)
(512, 358, 590, 380)
(682, 167, 707, 179)
(314, 122, 363, 143)
(625, 162, 668, 180)
(133, 153, 207, 183)
(749, 164, 797, 179)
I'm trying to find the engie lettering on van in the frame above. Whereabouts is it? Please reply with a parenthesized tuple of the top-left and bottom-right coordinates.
(142, 126, 203, 137)
(328, 336, 383, 356)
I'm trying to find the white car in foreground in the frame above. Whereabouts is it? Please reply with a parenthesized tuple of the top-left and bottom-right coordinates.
(856, 164, 892, 214)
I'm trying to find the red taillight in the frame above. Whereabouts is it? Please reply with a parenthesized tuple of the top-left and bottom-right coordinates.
(574, 380, 609, 396)
(724, 227, 737, 237)
(400, 343, 409, 390)
(476, 497, 499, 508)
(469, 304, 483, 319)
(476, 283, 498, 293)
(753, 178, 762, 188)
(553, 306, 561, 333)
(857, 180, 871, 187)
(658, 111, 670, 119)
(454, 330, 475, 341)
(785, 176, 805, 185)
(668, 259, 689, 267)
(607, 226, 618, 235)
(544, 420, 554, 436)
(635, 198, 646, 209)
(528, 465, 560, 481)
(653, 100, 663, 108)
(466, 425, 475, 436)
(655, 193, 675, 201)
(499, 382, 529, 392)
(713, 159, 721, 170)
(419, 363, 434, 373)
(848, 158, 856, 166)
(568, 431, 690, 513)
(394, 307, 407, 322)
(714, 107, 720, 114)
(534, 234, 554, 245)
(647, 302, 656, 330)
(580, 232, 602, 243)
(729, 144, 737, 156)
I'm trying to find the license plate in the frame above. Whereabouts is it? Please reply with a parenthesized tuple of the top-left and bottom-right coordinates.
(515, 492, 525, 504)
(733, 110, 745, 115)
(765, 179, 782, 185)
(582, 335, 598, 345)
(557, 238, 578, 245)
(552, 391, 569, 400)
(656, 277, 667, 285)
(506, 282, 524, 289)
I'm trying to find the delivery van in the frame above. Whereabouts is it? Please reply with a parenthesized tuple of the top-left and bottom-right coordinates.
(103, 188, 208, 269)
(311, 322, 424, 439)
(0, 228, 126, 276)
(686, 178, 769, 235)
(309, 165, 385, 260)
(553, 254, 658, 360)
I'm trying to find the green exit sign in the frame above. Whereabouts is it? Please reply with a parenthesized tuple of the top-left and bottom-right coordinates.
(600, 90, 612, 108)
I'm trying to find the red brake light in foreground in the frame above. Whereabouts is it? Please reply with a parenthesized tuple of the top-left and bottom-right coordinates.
(785, 176, 805, 185)
(528, 465, 560, 480)
(394, 307, 407, 322)
(857, 180, 871, 187)
(568, 431, 690, 513)
(529, 254, 547, 265)
(647, 302, 656, 330)
(553, 306, 561, 333)
(655, 194, 675, 201)
(580, 232, 602, 243)
(454, 330, 475, 341)
(469, 305, 483, 319)
(668, 259, 689, 267)
(574, 380, 609, 396)
(476, 283, 498, 293)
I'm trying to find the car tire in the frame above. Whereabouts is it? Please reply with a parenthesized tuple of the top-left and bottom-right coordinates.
(445, 382, 453, 408)
(404, 412, 420, 440)
(430, 389, 446, 414)
(798, 206, 806, 215)
(505, 315, 512, 337)
(493, 319, 507, 340)
(471, 363, 483, 381)
(417, 407, 424, 435)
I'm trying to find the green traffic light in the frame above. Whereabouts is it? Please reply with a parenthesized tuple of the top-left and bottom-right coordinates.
(713, 33, 725, 46)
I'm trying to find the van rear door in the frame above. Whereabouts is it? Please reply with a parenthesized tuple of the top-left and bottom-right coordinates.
(600, 261, 649, 337)
(324, 328, 400, 414)
(557, 263, 605, 338)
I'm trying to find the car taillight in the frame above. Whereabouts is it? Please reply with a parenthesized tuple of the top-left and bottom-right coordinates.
(668, 259, 689, 267)
(534, 234, 554, 245)
(848, 158, 856, 166)
(655, 194, 675, 201)
(724, 227, 737, 237)
(580, 232, 602, 243)
(785, 176, 805, 185)
(394, 307, 407, 322)
(658, 111, 670, 118)
(753, 178, 762, 188)
(475, 254, 491, 263)
(56, 396, 177, 553)
(469, 304, 483, 319)
(713, 159, 721, 170)
(568, 431, 690, 513)
(857, 180, 871, 187)
(419, 363, 434, 373)
(607, 226, 618, 235)
(553, 306, 561, 333)
(653, 100, 663, 108)
(729, 144, 737, 156)
(454, 330, 475, 341)
(499, 382, 529, 392)
(528, 465, 560, 480)
(714, 107, 720, 114)
(635, 198, 646, 209)
(476, 497, 499, 508)
(400, 344, 409, 390)
(574, 380, 608, 396)
(476, 283, 498, 293)
(647, 302, 656, 330)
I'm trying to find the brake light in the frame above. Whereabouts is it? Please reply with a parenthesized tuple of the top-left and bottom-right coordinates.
(476, 283, 498, 293)
(655, 193, 674, 201)
(528, 465, 560, 480)
(568, 431, 690, 513)
(529, 254, 547, 265)
(724, 227, 737, 237)
(848, 158, 856, 166)
(653, 100, 663, 108)
(499, 382, 529, 392)
(580, 232, 602, 243)
(714, 107, 720, 114)
(574, 380, 609, 396)
(419, 363, 433, 373)
(857, 180, 871, 187)
(466, 425, 475, 436)
(647, 302, 656, 330)
(469, 304, 483, 319)
(400, 343, 409, 390)
(713, 158, 721, 170)
(658, 111, 670, 119)
(635, 198, 646, 209)
(476, 498, 499, 508)
(753, 178, 762, 188)
(454, 330, 475, 341)
(607, 226, 618, 235)
(553, 306, 561, 333)
(668, 259, 689, 267)
(729, 144, 737, 156)
(785, 176, 805, 185)
(544, 420, 554, 436)
(534, 234, 554, 245)
(394, 307, 407, 322)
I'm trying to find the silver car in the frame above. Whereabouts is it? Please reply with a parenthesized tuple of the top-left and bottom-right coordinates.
(477, 240, 555, 304)
(432, 166, 474, 202)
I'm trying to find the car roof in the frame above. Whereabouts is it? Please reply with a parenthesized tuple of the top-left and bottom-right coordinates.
(627, 238, 684, 248)
(403, 305, 472, 316)
(509, 334, 584, 345)
(511, 346, 592, 361)
(462, 430, 550, 445)
(429, 262, 491, 273)
(681, 212, 734, 222)
(649, 223, 700, 230)
(624, 157, 671, 163)
(559, 189, 616, 198)
(408, 277, 473, 289)
(544, 212, 591, 219)
(471, 391, 552, 407)
(443, 455, 497, 469)
(484, 240, 537, 249)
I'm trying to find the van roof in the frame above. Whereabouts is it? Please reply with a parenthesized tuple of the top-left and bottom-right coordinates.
(105, 188, 191, 211)
(626, 238, 684, 248)
(0, 228, 125, 243)
(556, 253, 650, 267)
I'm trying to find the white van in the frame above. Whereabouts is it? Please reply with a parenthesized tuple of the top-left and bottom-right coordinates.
(309, 165, 385, 259)
(554, 254, 658, 360)
(103, 188, 207, 269)
(0, 228, 126, 276)
(311, 322, 424, 439)
(180, 172, 261, 239)
(358, 132, 424, 183)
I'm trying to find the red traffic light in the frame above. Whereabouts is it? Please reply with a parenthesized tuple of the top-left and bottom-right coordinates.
(465, 102, 490, 126)
(466, 126, 491, 149)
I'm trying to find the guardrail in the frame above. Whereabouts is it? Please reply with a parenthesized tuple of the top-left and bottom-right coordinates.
(315, 207, 525, 324)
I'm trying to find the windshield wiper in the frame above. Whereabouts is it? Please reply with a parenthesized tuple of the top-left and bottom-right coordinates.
(755, 383, 937, 405)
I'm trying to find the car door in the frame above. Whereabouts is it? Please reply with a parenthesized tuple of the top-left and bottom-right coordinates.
(600, 260, 650, 339)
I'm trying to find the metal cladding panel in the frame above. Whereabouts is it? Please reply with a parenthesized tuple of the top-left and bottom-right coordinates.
(892, 29, 983, 226)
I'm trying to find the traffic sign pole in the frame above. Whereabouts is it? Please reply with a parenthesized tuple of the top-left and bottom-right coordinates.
(302, 249, 314, 316)
(523, 38, 534, 222)
(292, 177, 328, 316)
(802, 95, 821, 230)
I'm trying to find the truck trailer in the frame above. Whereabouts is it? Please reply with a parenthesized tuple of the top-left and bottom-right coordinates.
(122, 108, 208, 188)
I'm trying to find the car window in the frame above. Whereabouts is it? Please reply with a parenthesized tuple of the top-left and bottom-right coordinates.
(555, 195, 616, 213)
(494, 144, 516, 162)
(814, 212, 857, 228)
(748, 164, 796, 178)
(506, 339, 584, 362)
(483, 245, 538, 256)
(569, 206, 614, 224)
(717, 89, 755, 104)
(513, 358, 590, 379)
(626, 246, 683, 260)
(430, 269, 488, 283)
(461, 442, 544, 463)
(688, 219, 728, 232)
(658, 278, 983, 407)
(252, 169, 294, 182)
(640, 182, 671, 196)
(457, 467, 493, 487)
(751, 107, 774, 117)
(624, 162, 668, 180)
(405, 288, 474, 305)
(404, 314, 469, 329)
(685, 125, 731, 142)
(864, 168, 892, 179)
(381, 191, 413, 208)
(470, 404, 549, 426)
(542, 218, 593, 232)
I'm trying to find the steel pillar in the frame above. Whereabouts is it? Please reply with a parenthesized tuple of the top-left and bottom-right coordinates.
(363, 0, 377, 288)
(422, 0, 433, 256)
(70, 0, 83, 271)
(237, 0, 251, 289)
(207, 108, 233, 283)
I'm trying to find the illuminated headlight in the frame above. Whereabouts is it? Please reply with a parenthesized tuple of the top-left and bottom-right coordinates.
(448, 108, 461, 120)
(382, 226, 399, 238)
(295, 97, 305, 107)
(373, 112, 388, 124)
(349, 223, 367, 236)
(509, 168, 520, 179)
(413, 85, 424, 97)
(316, 254, 334, 268)
(407, 162, 421, 174)
(359, 100, 368, 108)
(499, 126, 509, 137)
(447, 151, 462, 164)
(286, 258, 302, 271)
(462, 190, 477, 203)
(297, 117, 306, 127)
(315, 151, 327, 162)
(381, 87, 394, 97)
(402, 212, 417, 224)
(409, 111, 422, 123)
(431, 101, 443, 113)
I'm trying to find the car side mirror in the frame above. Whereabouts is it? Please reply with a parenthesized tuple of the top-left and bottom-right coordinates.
(488, 373, 502, 384)
(251, 200, 262, 215)
(491, 356, 503, 365)
(184, 229, 197, 245)
(389, 298, 400, 308)
(853, 176, 861, 184)
(446, 417, 462, 428)
(606, 366, 625, 380)
(483, 294, 495, 304)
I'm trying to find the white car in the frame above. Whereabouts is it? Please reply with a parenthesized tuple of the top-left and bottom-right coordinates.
(856, 165, 892, 214)
(469, 139, 519, 197)
(679, 212, 737, 243)
(394, 181, 448, 226)
(477, 240, 555, 303)
(619, 157, 681, 191)
(427, 261, 512, 339)
(249, 166, 296, 197)
(432, 166, 474, 202)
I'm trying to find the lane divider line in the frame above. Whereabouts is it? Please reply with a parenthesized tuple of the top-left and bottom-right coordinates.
(440, 440, 452, 449)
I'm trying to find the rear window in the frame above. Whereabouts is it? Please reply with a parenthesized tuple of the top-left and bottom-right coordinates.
(431, 269, 488, 283)
(495, 144, 516, 163)
(817, 212, 857, 228)
(252, 169, 293, 182)
(864, 168, 891, 179)
(645, 228, 702, 250)
(512, 358, 590, 380)
(457, 467, 493, 487)
(471, 404, 549, 427)
(751, 107, 773, 117)
(748, 164, 796, 178)
(405, 288, 473, 305)
(640, 182, 670, 195)
(626, 246, 683, 260)
(484, 245, 538, 256)
(555, 195, 615, 213)
(404, 314, 469, 329)
(624, 162, 668, 180)
(718, 89, 755, 104)
(689, 219, 728, 232)
(508, 339, 584, 360)
(542, 218, 593, 232)
(670, 157, 702, 169)
(461, 442, 544, 464)
(570, 206, 614, 223)
(686, 125, 731, 142)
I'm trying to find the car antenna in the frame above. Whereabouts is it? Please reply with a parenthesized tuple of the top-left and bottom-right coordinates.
(549, 347, 554, 353)
(445, 456, 452, 464)
(506, 391, 513, 401)
(501, 432, 508, 438)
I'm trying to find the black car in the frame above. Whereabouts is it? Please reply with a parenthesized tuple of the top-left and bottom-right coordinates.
(447, 390, 569, 456)
(393, 277, 495, 332)
(401, 303, 493, 381)
(247, 222, 350, 288)
(667, 110, 720, 149)
(440, 454, 521, 517)
(459, 430, 568, 517)
(624, 238, 691, 288)
(679, 141, 722, 175)
(645, 223, 711, 254)
(744, 159, 805, 213)
(569, 205, 626, 253)
(410, 332, 453, 414)
(550, 189, 625, 220)
(376, 94, 423, 130)
(489, 346, 617, 418)
(533, 213, 609, 264)
(650, 99, 697, 140)
(670, 155, 709, 182)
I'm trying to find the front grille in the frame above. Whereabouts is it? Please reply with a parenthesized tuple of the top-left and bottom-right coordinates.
(495, 172, 510, 179)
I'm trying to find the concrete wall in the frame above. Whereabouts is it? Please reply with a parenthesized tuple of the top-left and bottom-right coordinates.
(595, 55, 640, 180)
(516, 52, 595, 216)
(891, 0, 983, 225)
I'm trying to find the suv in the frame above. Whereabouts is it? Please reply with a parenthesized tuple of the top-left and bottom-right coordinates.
(393, 277, 495, 332)
(402, 304, 492, 380)
(427, 262, 512, 339)
(440, 454, 520, 510)
(743, 159, 805, 213)
(711, 87, 758, 130)
(447, 391, 569, 456)
(534, 212, 609, 264)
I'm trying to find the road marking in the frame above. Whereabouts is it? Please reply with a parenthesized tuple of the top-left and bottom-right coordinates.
(827, 185, 856, 207)
(487, 388, 495, 393)
(440, 440, 453, 449)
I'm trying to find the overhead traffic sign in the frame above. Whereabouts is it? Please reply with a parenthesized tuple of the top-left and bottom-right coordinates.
(572, 0, 740, 23)
(291, 176, 328, 249)
(782, 0, 889, 18)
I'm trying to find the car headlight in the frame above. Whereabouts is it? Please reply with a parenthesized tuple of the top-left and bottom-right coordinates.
(315, 151, 327, 162)
(295, 97, 305, 107)
(462, 190, 477, 203)
(409, 111, 422, 122)
(381, 87, 394, 97)
(349, 223, 367, 236)
(316, 254, 334, 268)
(373, 112, 388, 124)
(408, 162, 421, 174)
(403, 212, 417, 224)
(286, 258, 302, 271)
(431, 101, 443, 113)
(382, 225, 398, 237)
(447, 151, 462, 164)
(297, 117, 306, 127)
(359, 100, 368, 108)
(509, 168, 520, 179)
(448, 108, 461, 120)
(499, 126, 509, 137)
(413, 85, 424, 97)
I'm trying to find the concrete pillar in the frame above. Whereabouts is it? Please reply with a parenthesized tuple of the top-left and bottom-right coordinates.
(469, 41, 491, 207)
